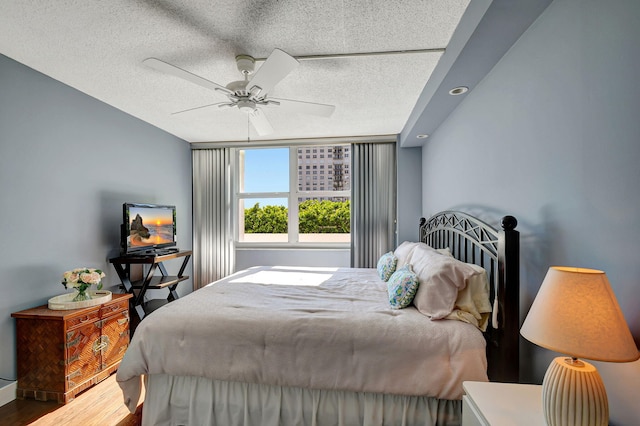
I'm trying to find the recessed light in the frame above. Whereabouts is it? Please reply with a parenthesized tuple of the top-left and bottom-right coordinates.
(449, 86, 469, 95)
(416, 134, 429, 139)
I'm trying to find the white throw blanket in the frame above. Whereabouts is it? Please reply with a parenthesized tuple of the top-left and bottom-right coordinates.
(117, 266, 488, 412)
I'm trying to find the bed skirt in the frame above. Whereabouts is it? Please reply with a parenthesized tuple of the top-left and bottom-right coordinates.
(141, 374, 462, 426)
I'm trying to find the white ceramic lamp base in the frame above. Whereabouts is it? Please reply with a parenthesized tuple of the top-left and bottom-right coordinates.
(542, 357, 608, 426)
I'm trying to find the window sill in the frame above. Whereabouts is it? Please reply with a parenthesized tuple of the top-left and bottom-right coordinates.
(235, 242, 350, 250)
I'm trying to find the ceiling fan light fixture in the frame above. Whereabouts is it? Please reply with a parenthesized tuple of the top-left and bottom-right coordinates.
(237, 99, 256, 113)
(449, 86, 469, 95)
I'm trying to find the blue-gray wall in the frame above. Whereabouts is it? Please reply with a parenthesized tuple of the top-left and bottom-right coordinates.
(404, 0, 639, 424)
(0, 54, 193, 383)
(396, 143, 422, 244)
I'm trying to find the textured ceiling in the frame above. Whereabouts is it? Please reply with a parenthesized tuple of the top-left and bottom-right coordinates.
(0, 0, 470, 143)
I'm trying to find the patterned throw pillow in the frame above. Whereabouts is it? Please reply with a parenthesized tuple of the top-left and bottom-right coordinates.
(377, 251, 398, 281)
(387, 264, 420, 309)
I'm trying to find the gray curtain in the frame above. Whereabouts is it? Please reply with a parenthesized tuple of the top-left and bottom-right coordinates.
(350, 142, 397, 268)
(192, 148, 234, 289)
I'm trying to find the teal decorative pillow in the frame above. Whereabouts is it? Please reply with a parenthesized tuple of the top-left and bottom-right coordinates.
(387, 264, 420, 309)
(377, 251, 398, 281)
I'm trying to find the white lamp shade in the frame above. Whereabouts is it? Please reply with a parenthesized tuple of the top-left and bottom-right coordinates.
(521, 266, 639, 362)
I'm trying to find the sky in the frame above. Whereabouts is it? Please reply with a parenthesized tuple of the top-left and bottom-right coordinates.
(244, 147, 289, 207)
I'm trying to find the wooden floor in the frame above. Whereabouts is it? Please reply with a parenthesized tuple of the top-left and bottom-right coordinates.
(0, 374, 143, 426)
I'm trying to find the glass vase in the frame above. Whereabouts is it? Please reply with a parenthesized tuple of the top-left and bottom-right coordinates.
(72, 287, 92, 302)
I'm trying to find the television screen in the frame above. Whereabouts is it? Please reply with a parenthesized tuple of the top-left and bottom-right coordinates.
(123, 203, 176, 254)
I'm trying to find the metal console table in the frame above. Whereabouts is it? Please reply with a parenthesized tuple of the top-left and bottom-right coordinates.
(109, 250, 192, 324)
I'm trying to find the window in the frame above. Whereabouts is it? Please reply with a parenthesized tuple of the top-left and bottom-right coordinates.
(236, 145, 351, 245)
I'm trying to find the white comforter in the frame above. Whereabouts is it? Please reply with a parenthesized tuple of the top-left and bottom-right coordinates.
(117, 266, 488, 412)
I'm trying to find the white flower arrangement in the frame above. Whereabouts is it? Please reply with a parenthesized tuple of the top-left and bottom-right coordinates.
(62, 268, 105, 298)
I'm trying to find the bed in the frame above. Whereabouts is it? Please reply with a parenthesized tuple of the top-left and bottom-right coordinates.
(116, 210, 520, 425)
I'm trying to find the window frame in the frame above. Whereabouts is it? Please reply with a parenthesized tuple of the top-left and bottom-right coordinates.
(234, 145, 351, 248)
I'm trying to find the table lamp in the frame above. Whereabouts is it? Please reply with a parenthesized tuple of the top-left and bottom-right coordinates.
(520, 266, 639, 426)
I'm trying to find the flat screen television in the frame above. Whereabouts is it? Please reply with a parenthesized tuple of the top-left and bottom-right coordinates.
(122, 202, 177, 255)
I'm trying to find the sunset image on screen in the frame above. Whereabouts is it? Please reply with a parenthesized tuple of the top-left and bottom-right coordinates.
(128, 206, 174, 247)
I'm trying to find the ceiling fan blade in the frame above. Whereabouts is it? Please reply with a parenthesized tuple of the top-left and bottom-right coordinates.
(269, 97, 336, 117)
(247, 49, 299, 98)
(248, 108, 274, 136)
(171, 102, 234, 115)
(143, 58, 233, 96)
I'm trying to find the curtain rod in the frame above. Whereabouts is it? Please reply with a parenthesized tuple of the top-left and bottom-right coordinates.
(254, 48, 445, 62)
(191, 134, 398, 149)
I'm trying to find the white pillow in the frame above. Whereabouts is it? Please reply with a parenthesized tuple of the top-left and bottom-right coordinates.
(409, 244, 486, 319)
(445, 265, 492, 331)
(394, 241, 450, 268)
(393, 241, 419, 268)
(436, 247, 453, 257)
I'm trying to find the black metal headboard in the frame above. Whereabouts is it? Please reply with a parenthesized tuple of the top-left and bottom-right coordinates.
(419, 211, 520, 383)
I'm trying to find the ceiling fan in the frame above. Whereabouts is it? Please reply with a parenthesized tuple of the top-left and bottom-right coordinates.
(143, 49, 336, 136)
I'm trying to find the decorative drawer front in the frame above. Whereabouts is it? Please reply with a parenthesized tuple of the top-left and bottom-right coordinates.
(66, 309, 100, 330)
(65, 322, 101, 390)
(100, 299, 128, 318)
(101, 311, 130, 368)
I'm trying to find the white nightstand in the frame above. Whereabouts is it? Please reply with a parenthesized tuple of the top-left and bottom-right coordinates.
(462, 381, 545, 426)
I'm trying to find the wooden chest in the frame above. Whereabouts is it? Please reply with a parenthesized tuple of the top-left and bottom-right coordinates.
(11, 293, 132, 404)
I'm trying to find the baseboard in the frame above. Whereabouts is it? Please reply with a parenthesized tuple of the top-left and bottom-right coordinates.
(0, 380, 17, 407)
